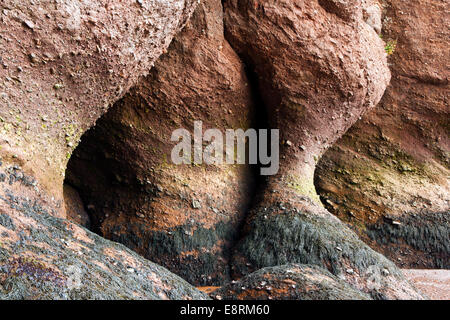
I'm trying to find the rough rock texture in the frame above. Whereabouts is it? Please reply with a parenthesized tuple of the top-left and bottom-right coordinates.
(0, 0, 208, 299)
(66, 0, 255, 286)
(230, 193, 423, 299)
(224, 0, 390, 204)
(0, 0, 442, 300)
(316, 0, 450, 269)
(0, 0, 198, 215)
(63, 184, 90, 228)
(222, 0, 423, 299)
(0, 166, 208, 299)
(212, 264, 372, 300)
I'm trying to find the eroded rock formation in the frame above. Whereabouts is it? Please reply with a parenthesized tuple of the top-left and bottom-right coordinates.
(0, 0, 443, 301)
(221, 0, 421, 299)
(212, 264, 372, 300)
(0, 0, 197, 213)
(66, 0, 255, 286)
(0, 0, 209, 299)
(316, 0, 449, 269)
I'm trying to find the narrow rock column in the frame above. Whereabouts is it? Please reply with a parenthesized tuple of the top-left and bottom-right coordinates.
(225, 0, 390, 203)
(223, 0, 421, 299)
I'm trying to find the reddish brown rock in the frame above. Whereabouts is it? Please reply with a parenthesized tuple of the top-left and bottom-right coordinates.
(316, 0, 449, 269)
(63, 184, 90, 228)
(0, 0, 207, 299)
(0, 167, 208, 299)
(0, 0, 438, 301)
(402, 269, 450, 300)
(66, 0, 255, 286)
(223, 0, 421, 299)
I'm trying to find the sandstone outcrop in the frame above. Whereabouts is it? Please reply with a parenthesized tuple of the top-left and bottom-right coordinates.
(212, 264, 372, 300)
(66, 0, 254, 286)
(0, 0, 441, 300)
(0, 166, 208, 299)
(316, 0, 449, 269)
(403, 269, 450, 300)
(0, 0, 197, 213)
(0, 0, 206, 299)
(223, 0, 421, 299)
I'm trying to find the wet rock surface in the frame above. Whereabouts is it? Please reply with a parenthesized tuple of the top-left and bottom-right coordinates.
(66, 0, 255, 286)
(0, 166, 208, 299)
(220, 0, 423, 299)
(230, 191, 423, 299)
(0, 0, 446, 300)
(213, 264, 372, 300)
(315, 0, 450, 269)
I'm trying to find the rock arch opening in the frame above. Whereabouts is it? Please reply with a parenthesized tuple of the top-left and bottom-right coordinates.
(63, 70, 271, 285)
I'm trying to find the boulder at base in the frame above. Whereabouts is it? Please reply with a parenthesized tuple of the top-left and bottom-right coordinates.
(213, 264, 371, 300)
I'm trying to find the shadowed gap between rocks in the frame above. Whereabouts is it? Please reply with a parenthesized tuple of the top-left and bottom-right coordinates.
(225, 63, 272, 278)
(62, 62, 276, 286)
(61, 0, 287, 287)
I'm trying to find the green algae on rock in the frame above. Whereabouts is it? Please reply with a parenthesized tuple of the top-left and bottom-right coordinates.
(0, 165, 208, 300)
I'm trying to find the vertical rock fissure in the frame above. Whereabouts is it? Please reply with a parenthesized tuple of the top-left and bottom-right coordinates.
(224, 62, 273, 280)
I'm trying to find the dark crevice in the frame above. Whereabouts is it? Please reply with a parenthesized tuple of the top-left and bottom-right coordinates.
(225, 62, 272, 279)
(222, 23, 275, 280)
(62, 181, 92, 231)
(63, 6, 274, 286)
(64, 98, 133, 236)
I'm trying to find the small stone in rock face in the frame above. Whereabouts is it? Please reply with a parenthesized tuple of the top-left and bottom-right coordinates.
(346, 268, 354, 275)
(300, 145, 306, 151)
(23, 20, 35, 29)
(29, 53, 38, 63)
